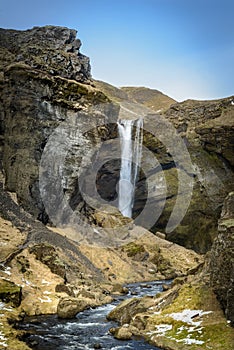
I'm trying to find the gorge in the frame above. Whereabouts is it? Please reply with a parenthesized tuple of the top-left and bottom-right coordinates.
(0, 25, 233, 350)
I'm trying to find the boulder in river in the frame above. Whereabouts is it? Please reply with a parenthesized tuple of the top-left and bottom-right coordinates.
(113, 325, 132, 340)
(57, 297, 90, 318)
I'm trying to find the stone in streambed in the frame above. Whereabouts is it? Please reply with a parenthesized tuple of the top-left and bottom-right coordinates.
(57, 297, 90, 318)
(113, 325, 132, 340)
(111, 283, 129, 295)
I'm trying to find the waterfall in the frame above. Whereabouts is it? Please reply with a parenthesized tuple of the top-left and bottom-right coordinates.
(118, 118, 143, 218)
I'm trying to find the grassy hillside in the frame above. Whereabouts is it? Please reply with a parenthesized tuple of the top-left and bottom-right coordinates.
(121, 86, 176, 111)
(93, 80, 176, 111)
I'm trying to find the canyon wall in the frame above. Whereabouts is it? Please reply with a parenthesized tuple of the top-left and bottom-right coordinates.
(0, 26, 233, 254)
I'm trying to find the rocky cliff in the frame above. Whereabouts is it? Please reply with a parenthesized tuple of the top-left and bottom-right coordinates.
(209, 192, 234, 325)
(153, 97, 234, 252)
(0, 26, 91, 81)
(1, 26, 233, 254)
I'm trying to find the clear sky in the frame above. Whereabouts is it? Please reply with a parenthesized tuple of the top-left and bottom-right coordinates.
(0, 0, 233, 101)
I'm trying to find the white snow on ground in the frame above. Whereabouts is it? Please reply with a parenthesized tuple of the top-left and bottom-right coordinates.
(146, 324, 172, 337)
(146, 309, 213, 346)
(21, 278, 34, 287)
(155, 324, 173, 334)
(41, 279, 52, 285)
(169, 309, 212, 327)
(43, 290, 52, 295)
(0, 327, 7, 348)
(178, 337, 204, 345)
(1, 266, 12, 276)
(0, 302, 12, 312)
(38, 296, 52, 303)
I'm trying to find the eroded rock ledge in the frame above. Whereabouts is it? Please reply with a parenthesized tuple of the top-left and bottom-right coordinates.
(0, 25, 91, 82)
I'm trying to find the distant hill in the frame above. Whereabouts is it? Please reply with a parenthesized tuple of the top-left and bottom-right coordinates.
(94, 80, 176, 111)
(121, 86, 176, 111)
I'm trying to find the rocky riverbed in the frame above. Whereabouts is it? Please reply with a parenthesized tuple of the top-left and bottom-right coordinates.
(17, 280, 169, 350)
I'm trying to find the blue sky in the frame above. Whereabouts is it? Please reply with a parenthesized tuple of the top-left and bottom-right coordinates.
(0, 0, 233, 101)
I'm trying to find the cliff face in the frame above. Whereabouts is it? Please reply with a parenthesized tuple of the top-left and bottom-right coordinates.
(0, 26, 118, 224)
(0, 26, 91, 81)
(0, 25, 233, 254)
(209, 192, 234, 325)
(150, 97, 234, 252)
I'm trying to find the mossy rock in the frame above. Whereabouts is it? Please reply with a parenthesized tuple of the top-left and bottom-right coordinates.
(122, 242, 149, 261)
(29, 243, 66, 278)
(0, 279, 22, 307)
(16, 255, 30, 274)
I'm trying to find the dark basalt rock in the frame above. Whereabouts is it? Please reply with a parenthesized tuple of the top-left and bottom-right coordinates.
(0, 25, 91, 82)
(209, 192, 234, 325)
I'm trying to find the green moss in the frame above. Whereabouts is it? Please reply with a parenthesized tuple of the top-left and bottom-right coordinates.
(146, 282, 234, 349)
(5, 64, 110, 109)
(0, 312, 31, 350)
(220, 219, 234, 228)
(29, 243, 66, 278)
(0, 280, 22, 307)
(122, 242, 145, 257)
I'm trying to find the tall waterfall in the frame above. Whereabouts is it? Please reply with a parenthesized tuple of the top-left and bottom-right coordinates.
(118, 118, 143, 218)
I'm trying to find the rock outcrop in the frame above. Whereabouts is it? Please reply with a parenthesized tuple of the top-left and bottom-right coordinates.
(0, 279, 22, 307)
(0, 26, 91, 81)
(209, 192, 234, 325)
(0, 26, 117, 225)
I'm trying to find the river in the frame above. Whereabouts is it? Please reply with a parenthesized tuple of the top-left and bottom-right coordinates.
(18, 280, 171, 350)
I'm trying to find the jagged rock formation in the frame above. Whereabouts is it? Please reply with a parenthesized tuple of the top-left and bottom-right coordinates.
(209, 192, 234, 325)
(0, 26, 118, 225)
(0, 26, 91, 81)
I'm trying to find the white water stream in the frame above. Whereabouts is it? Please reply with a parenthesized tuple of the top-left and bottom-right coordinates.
(118, 119, 143, 217)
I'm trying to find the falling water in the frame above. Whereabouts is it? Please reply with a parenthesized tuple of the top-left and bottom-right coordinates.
(118, 118, 143, 217)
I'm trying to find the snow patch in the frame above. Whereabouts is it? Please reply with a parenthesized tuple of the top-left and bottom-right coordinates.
(41, 279, 52, 285)
(147, 324, 172, 336)
(178, 337, 204, 345)
(38, 296, 52, 303)
(0, 302, 13, 312)
(169, 309, 212, 327)
(0, 330, 7, 348)
(22, 278, 32, 286)
(1, 266, 12, 276)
